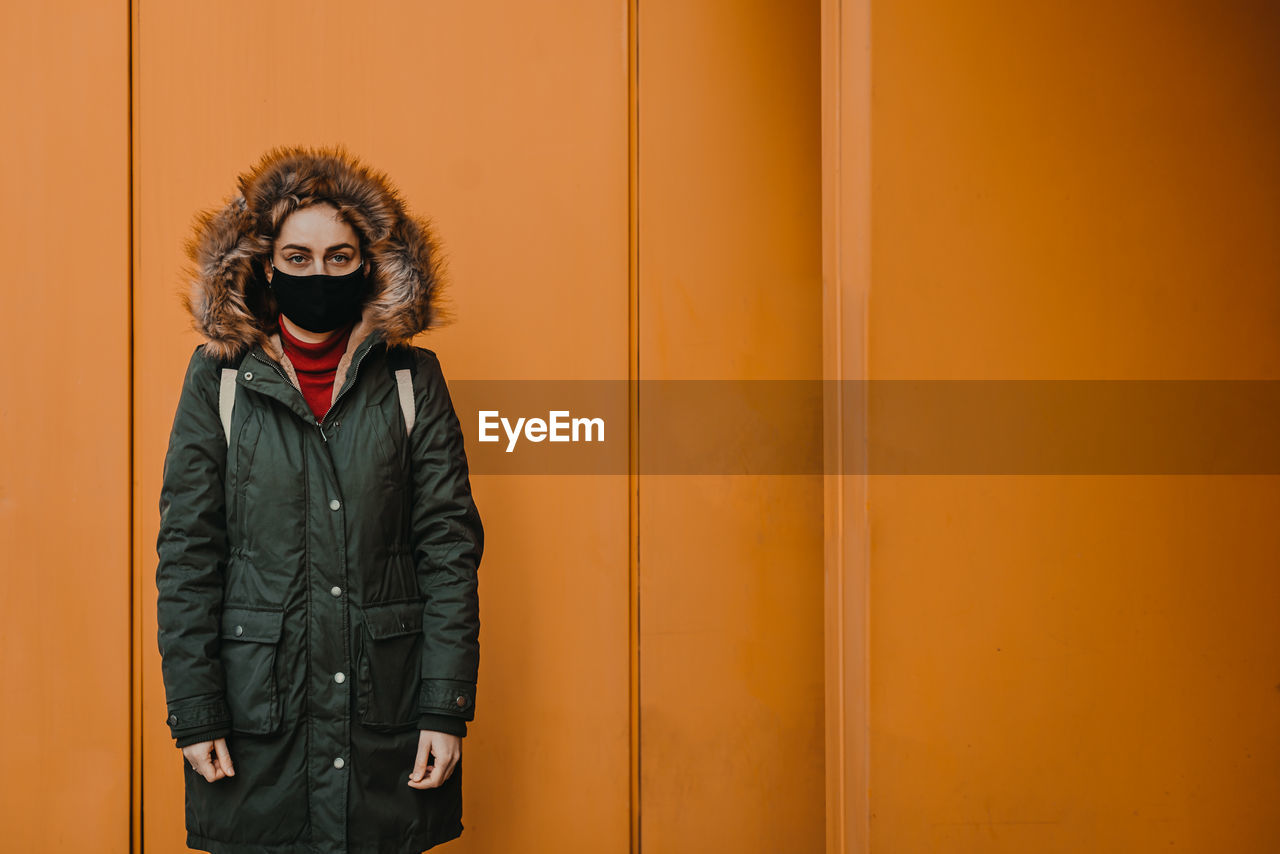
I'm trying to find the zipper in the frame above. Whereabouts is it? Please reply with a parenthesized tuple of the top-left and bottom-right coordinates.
(250, 350, 330, 442)
(318, 341, 377, 438)
(250, 338, 377, 444)
(250, 350, 296, 391)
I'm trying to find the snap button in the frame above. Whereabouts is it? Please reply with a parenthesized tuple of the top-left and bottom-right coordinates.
(329, 499, 341, 511)
(333, 757, 345, 769)
(234, 625, 244, 637)
(244, 371, 254, 381)
(330, 586, 342, 597)
(456, 695, 467, 707)
(168, 714, 179, 725)
(334, 672, 346, 684)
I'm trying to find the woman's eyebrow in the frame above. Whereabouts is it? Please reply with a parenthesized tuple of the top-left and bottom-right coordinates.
(279, 242, 358, 252)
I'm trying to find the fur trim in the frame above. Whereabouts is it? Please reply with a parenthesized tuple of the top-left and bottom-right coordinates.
(182, 143, 452, 361)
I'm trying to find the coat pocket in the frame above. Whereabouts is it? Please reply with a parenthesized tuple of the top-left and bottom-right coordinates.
(219, 606, 285, 735)
(356, 599, 423, 731)
(365, 400, 410, 494)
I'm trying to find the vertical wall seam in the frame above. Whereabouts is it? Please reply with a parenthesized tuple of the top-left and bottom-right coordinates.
(856, 1, 871, 847)
(824, 0, 873, 849)
(850, 0, 872, 849)
(822, 0, 846, 848)
(127, 0, 139, 850)
(627, 0, 641, 850)
(833, 0, 847, 842)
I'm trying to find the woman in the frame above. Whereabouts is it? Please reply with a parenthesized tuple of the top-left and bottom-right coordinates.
(155, 144, 483, 854)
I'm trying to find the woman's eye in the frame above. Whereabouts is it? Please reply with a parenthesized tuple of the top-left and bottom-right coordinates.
(330, 254, 350, 264)
(287, 254, 307, 264)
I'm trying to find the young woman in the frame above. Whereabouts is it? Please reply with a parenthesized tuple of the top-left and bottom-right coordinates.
(155, 144, 483, 853)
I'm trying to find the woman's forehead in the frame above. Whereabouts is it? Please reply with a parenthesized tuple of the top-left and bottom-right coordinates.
(276, 203, 359, 246)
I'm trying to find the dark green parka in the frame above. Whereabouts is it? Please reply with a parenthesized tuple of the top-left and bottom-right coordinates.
(156, 146, 483, 854)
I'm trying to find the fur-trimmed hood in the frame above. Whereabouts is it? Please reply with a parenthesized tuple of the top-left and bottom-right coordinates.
(182, 143, 450, 361)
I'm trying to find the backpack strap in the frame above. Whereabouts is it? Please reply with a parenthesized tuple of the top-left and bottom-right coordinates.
(387, 347, 416, 435)
(219, 368, 238, 447)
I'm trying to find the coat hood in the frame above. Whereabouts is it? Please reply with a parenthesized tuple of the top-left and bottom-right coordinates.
(182, 143, 451, 361)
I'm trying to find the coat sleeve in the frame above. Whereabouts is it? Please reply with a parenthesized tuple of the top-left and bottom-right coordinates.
(155, 345, 233, 746)
(408, 348, 484, 735)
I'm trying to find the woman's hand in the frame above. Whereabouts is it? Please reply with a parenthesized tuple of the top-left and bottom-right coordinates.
(408, 730, 460, 789)
(182, 737, 235, 782)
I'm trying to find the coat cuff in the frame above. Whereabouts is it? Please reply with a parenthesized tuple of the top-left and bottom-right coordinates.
(174, 724, 232, 749)
(418, 713, 468, 737)
(166, 697, 232, 740)
(419, 678, 476, 720)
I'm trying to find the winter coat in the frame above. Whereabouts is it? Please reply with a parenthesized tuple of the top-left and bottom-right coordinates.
(155, 145, 483, 854)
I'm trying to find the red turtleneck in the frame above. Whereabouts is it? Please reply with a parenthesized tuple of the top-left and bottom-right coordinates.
(278, 316, 357, 420)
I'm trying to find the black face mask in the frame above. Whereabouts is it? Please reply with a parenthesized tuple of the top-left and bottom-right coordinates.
(267, 263, 370, 334)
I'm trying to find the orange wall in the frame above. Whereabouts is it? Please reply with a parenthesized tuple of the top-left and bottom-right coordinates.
(825, 0, 1280, 851)
(16, 1, 1275, 851)
(639, 1, 825, 851)
(0, 1, 132, 852)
